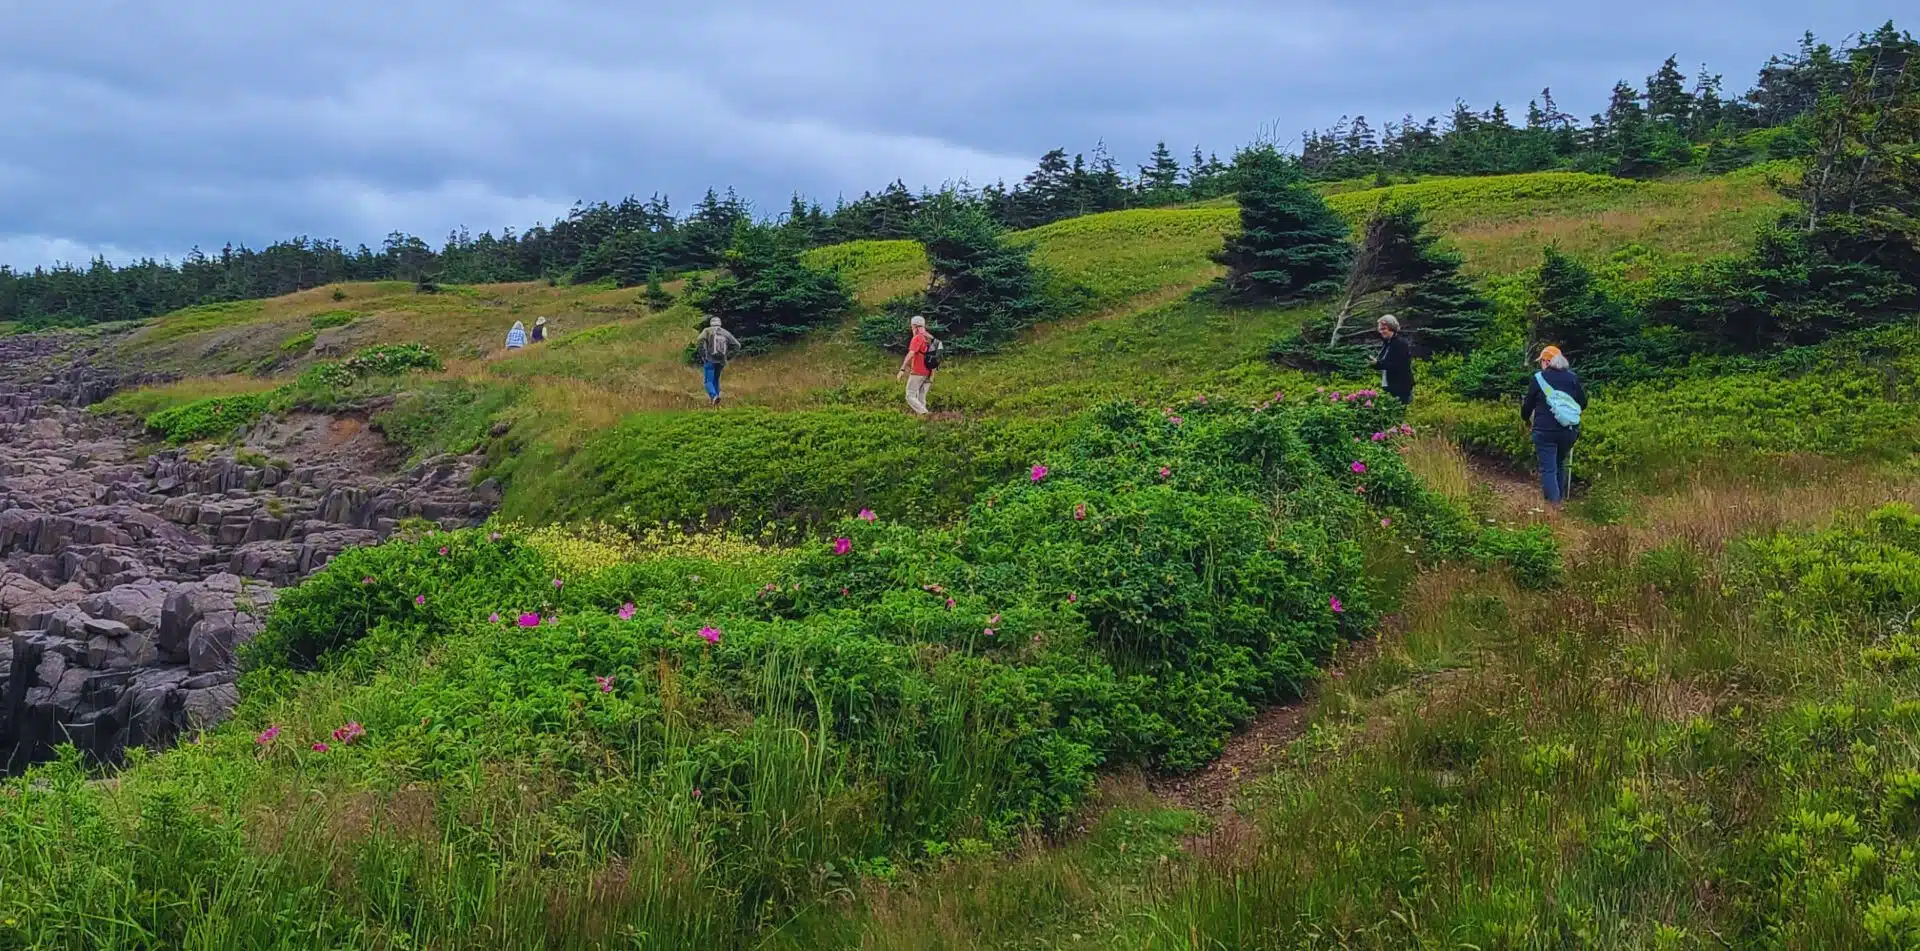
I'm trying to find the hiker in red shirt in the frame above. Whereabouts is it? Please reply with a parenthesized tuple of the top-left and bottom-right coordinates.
(896, 315, 936, 415)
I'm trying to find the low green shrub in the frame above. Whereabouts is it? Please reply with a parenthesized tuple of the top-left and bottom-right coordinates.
(280, 343, 444, 411)
(1736, 503, 1920, 637)
(373, 379, 521, 461)
(309, 309, 359, 330)
(279, 330, 316, 354)
(143, 393, 273, 444)
(504, 408, 1075, 530)
(1414, 327, 1920, 487)
(310, 343, 442, 386)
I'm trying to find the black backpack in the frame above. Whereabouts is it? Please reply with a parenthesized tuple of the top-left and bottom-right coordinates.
(922, 337, 944, 371)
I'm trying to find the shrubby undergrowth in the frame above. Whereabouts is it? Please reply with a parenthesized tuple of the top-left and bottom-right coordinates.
(3, 394, 1548, 948)
(999, 501, 1920, 950)
(1414, 326, 1920, 487)
(122, 344, 445, 444)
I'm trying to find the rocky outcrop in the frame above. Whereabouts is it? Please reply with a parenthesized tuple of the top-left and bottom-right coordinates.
(0, 334, 498, 771)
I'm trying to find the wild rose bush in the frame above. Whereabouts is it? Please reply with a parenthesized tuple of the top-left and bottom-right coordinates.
(251, 397, 1532, 818)
(8, 393, 1554, 947)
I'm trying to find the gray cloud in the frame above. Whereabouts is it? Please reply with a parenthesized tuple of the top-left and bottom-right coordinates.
(0, 0, 1899, 268)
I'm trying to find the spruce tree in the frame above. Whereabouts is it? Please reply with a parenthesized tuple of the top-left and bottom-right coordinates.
(857, 197, 1049, 353)
(1393, 243, 1490, 354)
(1531, 246, 1637, 362)
(1086, 142, 1132, 212)
(1210, 145, 1352, 303)
(642, 271, 675, 312)
(687, 222, 852, 347)
(1272, 203, 1488, 369)
(1645, 55, 1693, 127)
(1013, 149, 1073, 227)
(1139, 141, 1185, 204)
(870, 181, 920, 238)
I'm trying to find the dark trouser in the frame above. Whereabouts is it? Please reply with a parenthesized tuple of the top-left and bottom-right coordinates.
(1385, 379, 1413, 405)
(702, 362, 723, 401)
(1532, 429, 1577, 505)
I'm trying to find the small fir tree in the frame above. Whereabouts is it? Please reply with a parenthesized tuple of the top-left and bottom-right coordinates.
(1138, 141, 1186, 204)
(642, 271, 675, 312)
(1210, 146, 1352, 303)
(687, 222, 852, 347)
(856, 196, 1049, 353)
(1531, 246, 1637, 361)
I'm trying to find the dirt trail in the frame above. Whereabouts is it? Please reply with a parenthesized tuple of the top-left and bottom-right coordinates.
(1148, 638, 1382, 817)
(1152, 459, 1555, 819)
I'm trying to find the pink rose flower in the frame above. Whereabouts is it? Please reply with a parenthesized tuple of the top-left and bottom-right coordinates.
(832, 537, 852, 556)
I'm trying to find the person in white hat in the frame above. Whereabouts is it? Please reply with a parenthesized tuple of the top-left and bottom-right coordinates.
(531, 316, 549, 343)
(896, 315, 938, 416)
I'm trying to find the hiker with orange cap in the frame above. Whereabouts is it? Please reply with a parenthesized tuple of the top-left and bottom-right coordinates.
(1521, 345, 1588, 506)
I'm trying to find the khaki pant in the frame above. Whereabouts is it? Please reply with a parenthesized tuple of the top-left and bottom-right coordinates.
(905, 374, 932, 415)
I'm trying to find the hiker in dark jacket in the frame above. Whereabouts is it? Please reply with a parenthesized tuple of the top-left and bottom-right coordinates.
(1374, 314, 1413, 404)
(1521, 345, 1589, 507)
(694, 317, 742, 405)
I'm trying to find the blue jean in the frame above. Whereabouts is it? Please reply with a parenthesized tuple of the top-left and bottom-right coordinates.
(702, 362, 723, 401)
(1533, 429, 1577, 505)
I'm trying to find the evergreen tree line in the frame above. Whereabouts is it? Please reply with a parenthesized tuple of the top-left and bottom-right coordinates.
(1297, 23, 1912, 181)
(1, 21, 1900, 333)
(1238, 22, 1919, 385)
(0, 140, 1228, 332)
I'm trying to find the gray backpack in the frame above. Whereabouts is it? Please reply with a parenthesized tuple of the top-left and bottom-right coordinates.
(699, 329, 732, 364)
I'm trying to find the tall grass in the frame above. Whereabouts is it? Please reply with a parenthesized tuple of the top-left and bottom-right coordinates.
(0, 642, 1028, 949)
(785, 474, 1920, 949)
(90, 374, 283, 419)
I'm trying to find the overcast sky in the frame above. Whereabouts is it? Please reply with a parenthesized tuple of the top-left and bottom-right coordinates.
(0, 1, 1899, 270)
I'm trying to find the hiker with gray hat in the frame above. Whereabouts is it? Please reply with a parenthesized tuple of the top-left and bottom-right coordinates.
(694, 316, 742, 405)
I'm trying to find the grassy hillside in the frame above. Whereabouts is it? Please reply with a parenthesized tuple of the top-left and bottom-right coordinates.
(773, 462, 1920, 950)
(21, 147, 1920, 951)
(101, 168, 1793, 474)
